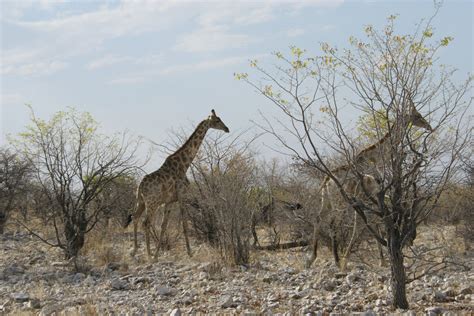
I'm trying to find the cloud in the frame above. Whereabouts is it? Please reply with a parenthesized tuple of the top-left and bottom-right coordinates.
(321, 24, 336, 31)
(87, 55, 134, 70)
(106, 54, 267, 84)
(160, 56, 248, 75)
(174, 26, 254, 53)
(3, 1, 186, 76)
(1, 93, 26, 105)
(86, 54, 163, 70)
(2, 0, 345, 77)
(197, 3, 275, 27)
(107, 76, 146, 85)
(285, 28, 305, 37)
(1, 58, 68, 76)
(0, 0, 66, 19)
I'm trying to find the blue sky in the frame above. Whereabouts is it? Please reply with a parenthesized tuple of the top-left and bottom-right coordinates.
(1, 0, 472, 165)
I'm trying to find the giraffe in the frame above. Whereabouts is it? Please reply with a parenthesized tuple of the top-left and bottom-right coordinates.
(306, 105, 433, 269)
(125, 110, 229, 258)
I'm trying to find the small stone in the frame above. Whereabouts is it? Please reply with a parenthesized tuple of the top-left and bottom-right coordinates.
(220, 295, 237, 308)
(133, 276, 150, 285)
(425, 306, 443, 316)
(460, 286, 472, 295)
(262, 275, 273, 283)
(156, 286, 174, 296)
(345, 272, 361, 285)
(39, 304, 62, 316)
(27, 299, 41, 309)
(198, 271, 209, 280)
(267, 293, 279, 302)
(11, 292, 29, 302)
(72, 273, 86, 283)
(455, 294, 465, 301)
(110, 278, 129, 290)
(434, 291, 451, 302)
(365, 292, 378, 301)
(83, 275, 96, 286)
(322, 280, 337, 291)
(170, 308, 181, 316)
(4, 264, 25, 275)
(443, 288, 457, 297)
(107, 262, 121, 271)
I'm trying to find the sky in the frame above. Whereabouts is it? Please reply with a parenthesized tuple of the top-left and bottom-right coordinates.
(1, 0, 472, 167)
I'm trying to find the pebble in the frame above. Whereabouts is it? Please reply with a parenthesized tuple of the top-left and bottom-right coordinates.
(110, 278, 129, 290)
(11, 293, 29, 302)
(155, 286, 175, 296)
(1, 230, 472, 315)
(220, 295, 238, 308)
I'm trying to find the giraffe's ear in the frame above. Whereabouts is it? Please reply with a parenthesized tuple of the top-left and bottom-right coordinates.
(211, 109, 216, 117)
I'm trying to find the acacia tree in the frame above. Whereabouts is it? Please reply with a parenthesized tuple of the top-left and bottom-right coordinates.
(0, 148, 31, 234)
(13, 108, 143, 259)
(237, 13, 472, 309)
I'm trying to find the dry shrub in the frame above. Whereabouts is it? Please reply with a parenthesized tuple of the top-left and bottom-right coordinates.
(431, 184, 474, 251)
(188, 133, 257, 266)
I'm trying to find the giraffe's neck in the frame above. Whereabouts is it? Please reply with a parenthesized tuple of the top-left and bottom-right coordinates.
(355, 131, 391, 166)
(168, 120, 210, 173)
(330, 131, 392, 178)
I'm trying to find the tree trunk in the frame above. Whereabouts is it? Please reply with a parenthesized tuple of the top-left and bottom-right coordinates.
(64, 210, 87, 260)
(388, 233, 409, 309)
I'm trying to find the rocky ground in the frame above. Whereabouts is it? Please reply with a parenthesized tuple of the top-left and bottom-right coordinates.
(0, 228, 472, 315)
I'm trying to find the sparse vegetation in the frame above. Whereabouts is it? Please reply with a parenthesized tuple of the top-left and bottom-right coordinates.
(10, 107, 144, 260)
(0, 7, 472, 316)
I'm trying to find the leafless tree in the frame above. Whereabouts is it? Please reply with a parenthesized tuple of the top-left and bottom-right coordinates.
(238, 12, 472, 309)
(13, 107, 144, 260)
(0, 148, 31, 234)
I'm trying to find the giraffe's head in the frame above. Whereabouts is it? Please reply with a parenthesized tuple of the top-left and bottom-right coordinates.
(408, 106, 433, 132)
(208, 109, 230, 133)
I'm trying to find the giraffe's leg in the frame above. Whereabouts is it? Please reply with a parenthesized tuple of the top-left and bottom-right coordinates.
(377, 225, 386, 267)
(154, 206, 171, 258)
(330, 219, 340, 268)
(251, 210, 260, 248)
(131, 199, 146, 257)
(180, 203, 192, 257)
(306, 223, 319, 268)
(307, 188, 330, 268)
(331, 233, 340, 268)
(176, 179, 192, 257)
(143, 217, 152, 258)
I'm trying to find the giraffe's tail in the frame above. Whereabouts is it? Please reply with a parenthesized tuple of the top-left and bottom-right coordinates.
(124, 193, 145, 229)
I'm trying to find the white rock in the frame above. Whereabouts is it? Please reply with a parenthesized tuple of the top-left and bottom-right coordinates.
(170, 308, 181, 316)
(425, 306, 443, 316)
(11, 292, 29, 302)
(198, 271, 209, 280)
(156, 286, 174, 296)
(220, 295, 237, 308)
